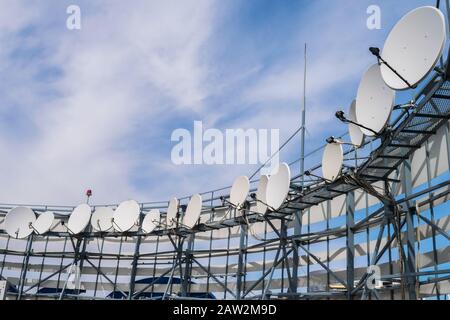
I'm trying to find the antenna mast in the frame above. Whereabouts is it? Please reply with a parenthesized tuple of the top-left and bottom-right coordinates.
(300, 43, 307, 187)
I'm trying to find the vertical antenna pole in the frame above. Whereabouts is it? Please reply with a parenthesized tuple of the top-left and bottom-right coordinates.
(291, 43, 307, 296)
(300, 43, 307, 186)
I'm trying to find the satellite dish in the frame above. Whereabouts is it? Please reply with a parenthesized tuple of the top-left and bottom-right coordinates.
(380, 6, 446, 90)
(67, 204, 92, 235)
(348, 100, 364, 147)
(183, 194, 202, 229)
(32, 211, 54, 235)
(4, 207, 36, 239)
(141, 209, 160, 234)
(229, 176, 250, 208)
(90, 207, 114, 232)
(255, 175, 269, 214)
(355, 64, 395, 136)
(266, 163, 291, 211)
(113, 200, 140, 232)
(322, 142, 344, 182)
(166, 197, 179, 227)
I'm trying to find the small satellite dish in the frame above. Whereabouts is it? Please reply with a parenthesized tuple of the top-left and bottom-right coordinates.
(322, 142, 344, 182)
(90, 207, 114, 232)
(266, 163, 291, 211)
(348, 100, 364, 147)
(380, 6, 446, 90)
(32, 211, 54, 235)
(183, 194, 202, 229)
(356, 64, 395, 136)
(229, 176, 250, 208)
(255, 175, 269, 214)
(166, 197, 179, 227)
(141, 209, 160, 234)
(113, 200, 140, 232)
(4, 207, 36, 239)
(67, 204, 92, 235)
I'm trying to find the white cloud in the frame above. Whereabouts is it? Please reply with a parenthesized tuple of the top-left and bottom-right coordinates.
(0, 0, 217, 204)
(0, 0, 435, 205)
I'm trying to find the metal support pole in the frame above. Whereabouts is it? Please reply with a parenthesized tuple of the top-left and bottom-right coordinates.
(346, 191, 355, 300)
(128, 233, 142, 299)
(403, 158, 418, 300)
(236, 221, 247, 300)
(291, 211, 302, 294)
(181, 233, 195, 297)
(17, 235, 33, 300)
(128, 207, 144, 299)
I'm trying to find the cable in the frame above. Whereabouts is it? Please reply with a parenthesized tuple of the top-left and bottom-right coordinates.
(249, 125, 304, 180)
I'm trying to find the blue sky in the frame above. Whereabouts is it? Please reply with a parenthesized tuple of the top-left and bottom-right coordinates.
(0, 0, 442, 205)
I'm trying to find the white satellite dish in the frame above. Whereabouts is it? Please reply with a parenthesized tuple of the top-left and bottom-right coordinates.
(266, 163, 291, 211)
(229, 176, 250, 208)
(255, 175, 269, 214)
(166, 197, 179, 227)
(355, 64, 395, 136)
(67, 204, 92, 235)
(183, 194, 202, 229)
(322, 142, 344, 182)
(32, 211, 54, 235)
(380, 6, 446, 90)
(113, 200, 140, 232)
(348, 100, 364, 147)
(90, 207, 114, 232)
(4, 207, 36, 239)
(141, 209, 160, 234)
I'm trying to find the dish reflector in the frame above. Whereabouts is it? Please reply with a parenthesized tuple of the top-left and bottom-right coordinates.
(142, 209, 160, 234)
(255, 175, 269, 214)
(356, 64, 395, 136)
(348, 100, 364, 147)
(322, 142, 344, 182)
(183, 194, 202, 229)
(32, 211, 54, 235)
(229, 176, 250, 208)
(113, 200, 140, 232)
(381, 6, 446, 90)
(166, 197, 179, 226)
(91, 207, 114, 232)
(4, 207, 36, 238)
(68, 204, 92, 235)
(266, 163, 291, 211)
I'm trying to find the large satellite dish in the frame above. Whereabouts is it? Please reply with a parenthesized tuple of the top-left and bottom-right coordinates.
(141, 209, 160, 234)
(380, 6, 446, 90)
(113, 200, 140, 232)
(91, 207, 114, 232)
(183, 194, 202, 229)
(229, 176, 250, 208)
(67, 204, 92, 235)
(255, 175, 269, 214)
(348, 100, 364, 147)
(322, 142, 344, 182)
(166, 197, 179, 227)
(266, 163, 291, 211)
(355, 64, 395, 136)
(32, 211, 54, 235)
(4, 207, 36, 239)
